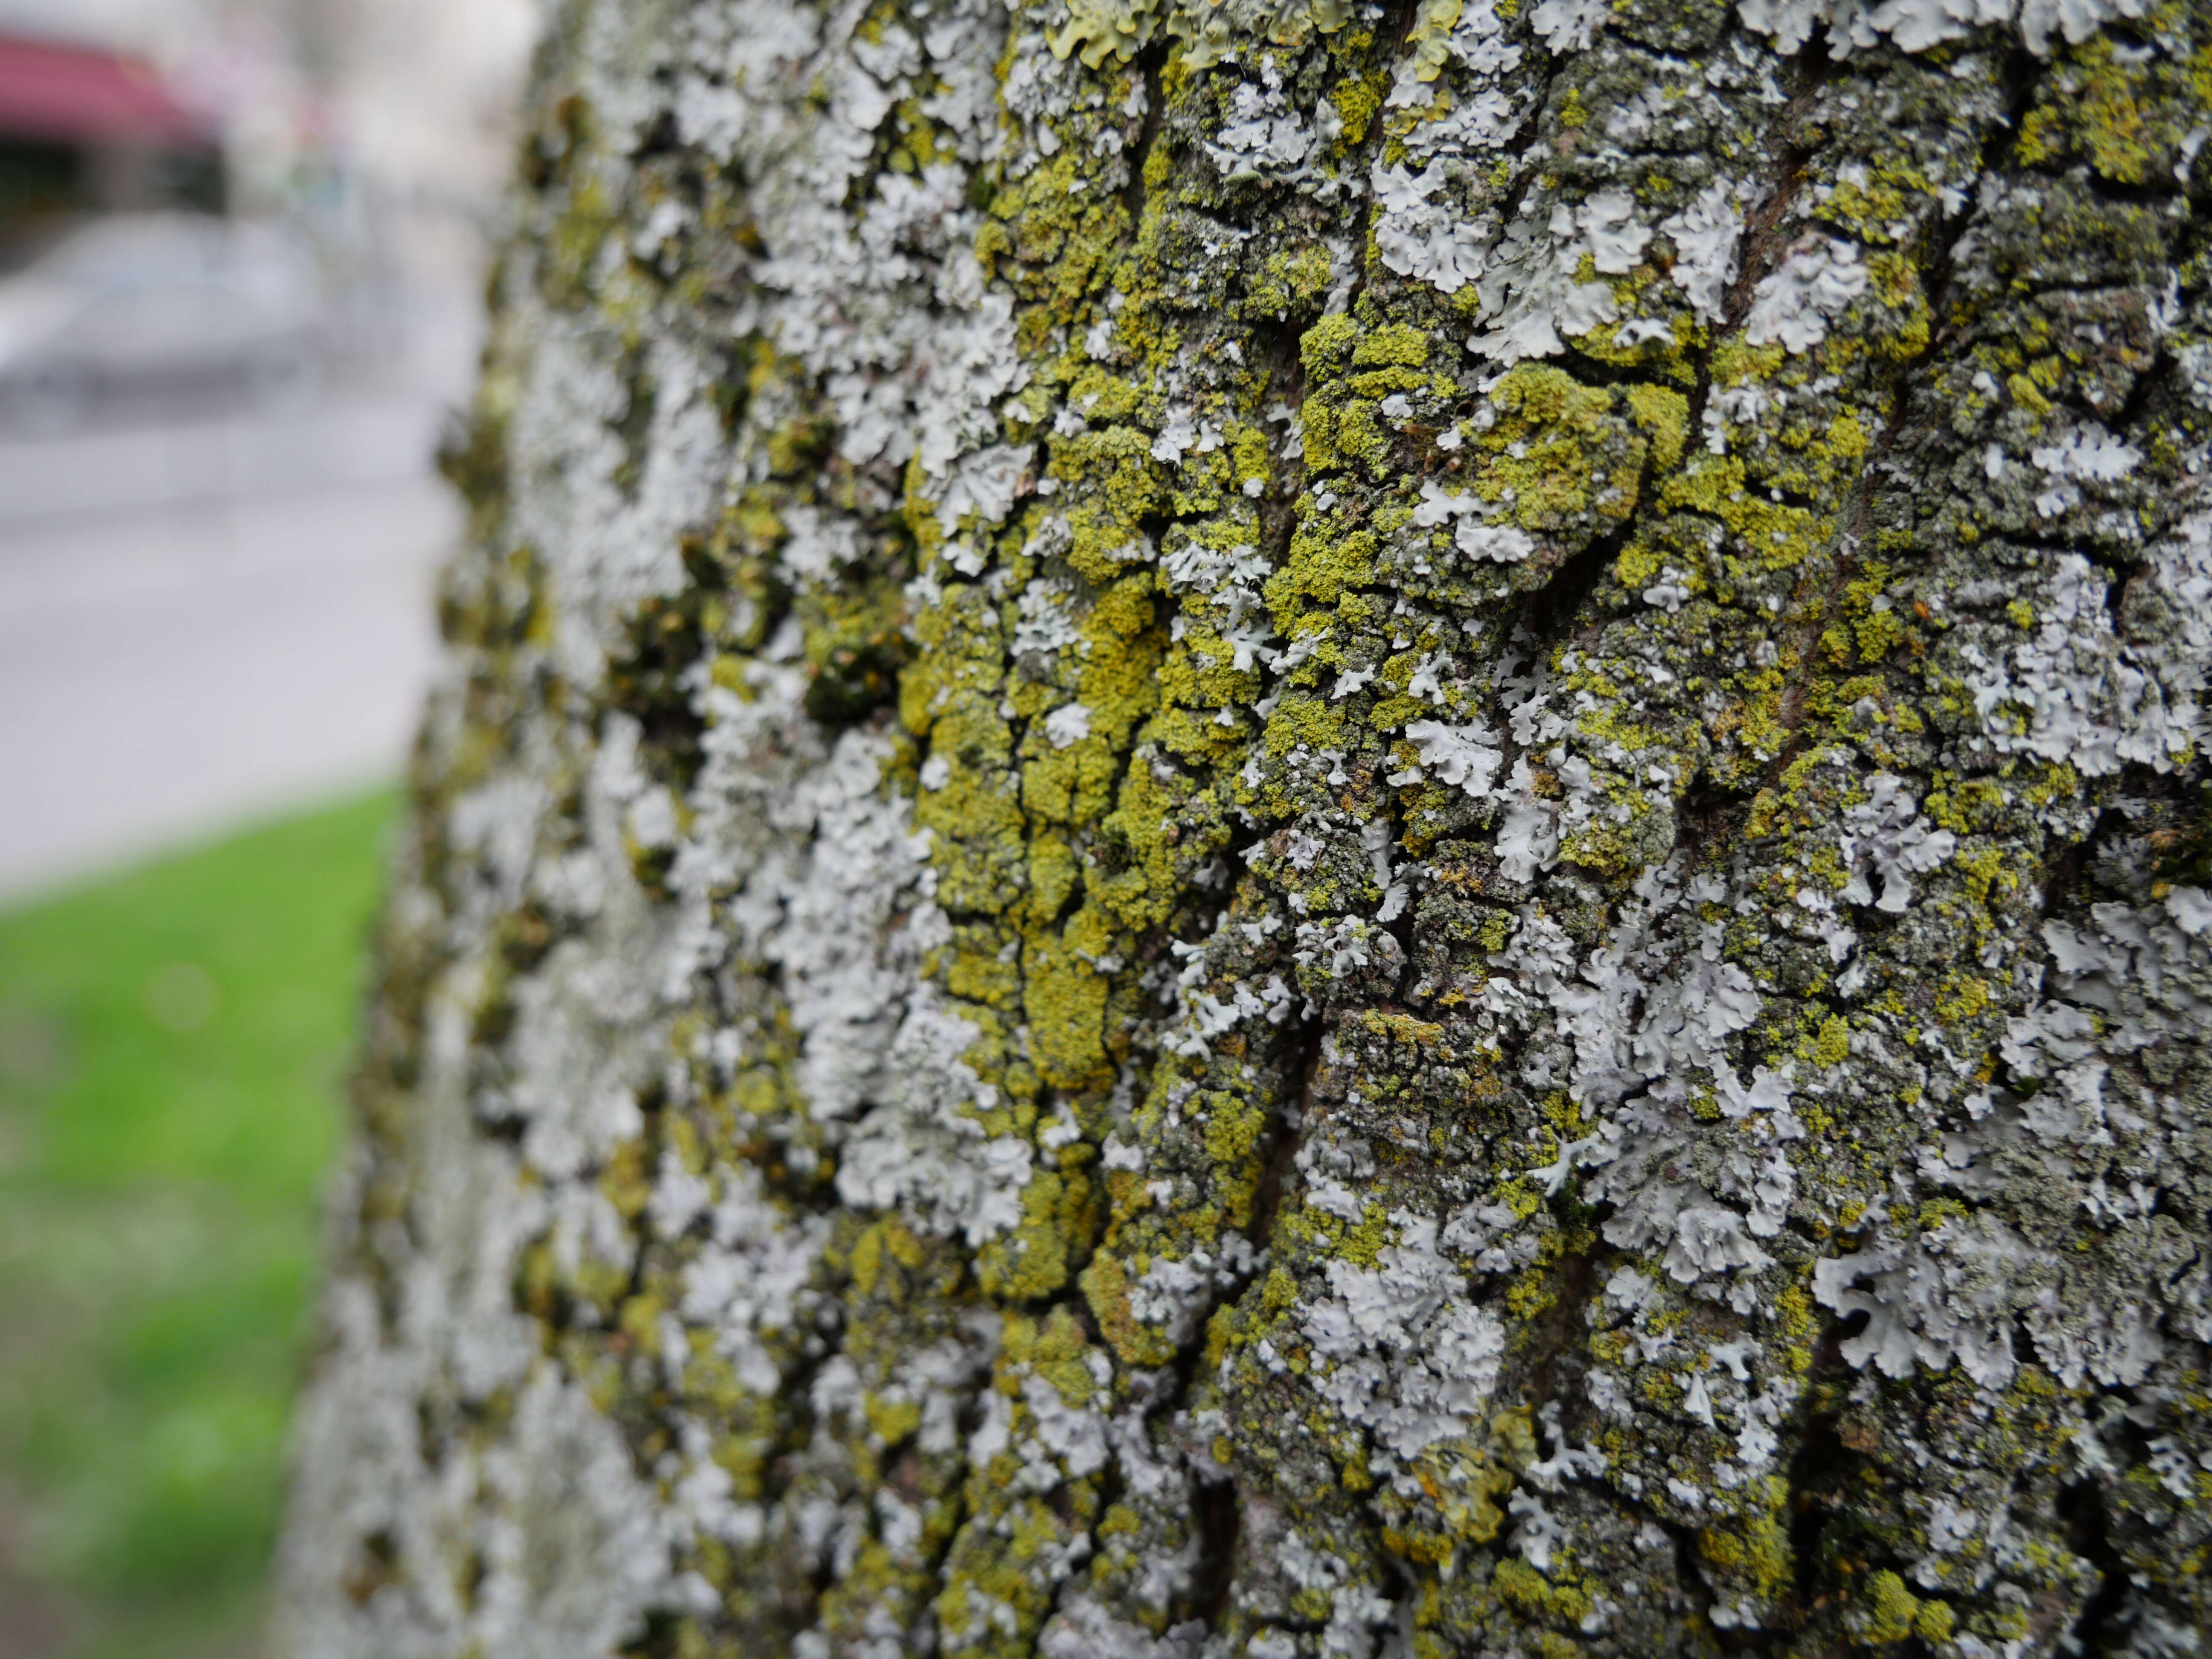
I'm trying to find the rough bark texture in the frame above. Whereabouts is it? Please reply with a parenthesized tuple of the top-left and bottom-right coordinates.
(276, 1, 2212, 1655)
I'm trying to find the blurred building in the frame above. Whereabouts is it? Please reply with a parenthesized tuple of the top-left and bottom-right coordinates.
(0, 33, 221, 257)
(0, 0, 537, 276)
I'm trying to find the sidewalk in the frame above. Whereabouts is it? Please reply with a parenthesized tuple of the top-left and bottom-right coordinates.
(0, 390, 456, 902)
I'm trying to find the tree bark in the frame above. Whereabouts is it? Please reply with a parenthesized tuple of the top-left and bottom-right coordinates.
(277, 1, 2212, 1654)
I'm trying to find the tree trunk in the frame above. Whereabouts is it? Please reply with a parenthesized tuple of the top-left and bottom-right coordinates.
(276, 1, 2212, 1654)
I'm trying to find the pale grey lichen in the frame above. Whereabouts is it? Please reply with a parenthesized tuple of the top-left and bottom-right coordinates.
(1962, 503, 2212, 779)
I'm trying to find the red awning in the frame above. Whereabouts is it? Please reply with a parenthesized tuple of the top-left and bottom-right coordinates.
(0, 33, 215, 148)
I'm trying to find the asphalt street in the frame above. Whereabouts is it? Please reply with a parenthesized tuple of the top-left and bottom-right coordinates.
(0, 387, 457, 900)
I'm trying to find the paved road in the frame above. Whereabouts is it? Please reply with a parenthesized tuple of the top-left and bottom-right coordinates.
(0, 391, 458, 901)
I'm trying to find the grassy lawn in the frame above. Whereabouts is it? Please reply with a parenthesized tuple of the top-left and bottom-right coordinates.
(0, 795, 396, 1659)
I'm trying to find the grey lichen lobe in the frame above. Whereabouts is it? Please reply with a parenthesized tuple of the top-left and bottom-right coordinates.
(278, 0, 2212, 1656)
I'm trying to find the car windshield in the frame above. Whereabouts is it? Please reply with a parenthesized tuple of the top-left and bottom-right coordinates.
(34, 215, 318, 303)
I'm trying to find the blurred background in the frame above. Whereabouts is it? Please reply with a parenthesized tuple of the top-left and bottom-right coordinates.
(0, 0, 536, 1653)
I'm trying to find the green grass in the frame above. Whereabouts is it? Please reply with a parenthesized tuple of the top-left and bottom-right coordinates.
(0, 795, 396, 1659)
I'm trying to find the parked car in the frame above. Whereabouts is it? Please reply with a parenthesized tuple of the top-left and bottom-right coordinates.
(0, 212, 330, 427)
